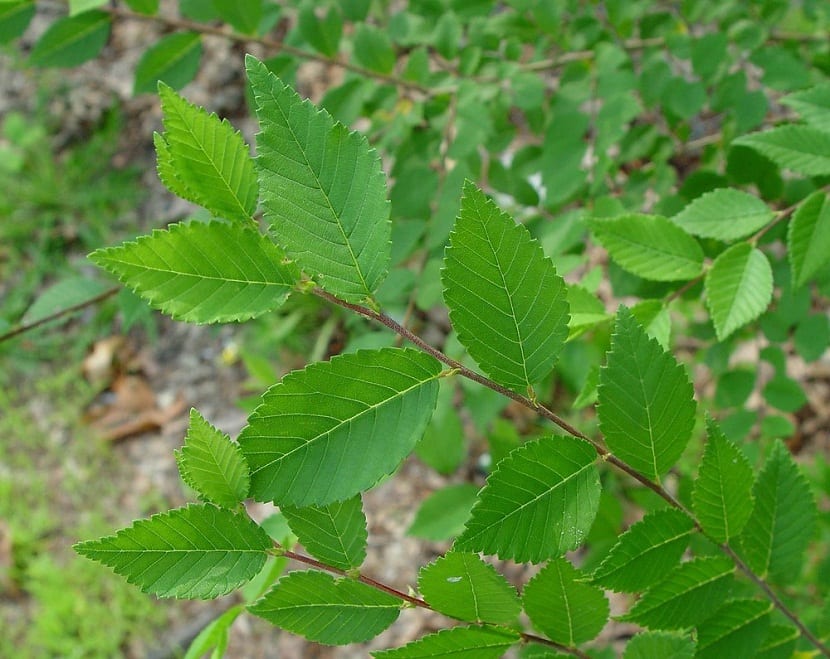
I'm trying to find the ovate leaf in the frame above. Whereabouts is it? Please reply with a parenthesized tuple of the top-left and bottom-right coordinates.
(756, 625, 799, 659)
(298, 6, 342, 57)
(159, 83, 258, 223)
(523, 557, 609, 646)
(353, 23, 395, 74)
(454, 436, 600, 563)
(90, 221, 299, 323)
(671, 189, 773, 241)
(620, 556, 734, 630)
(781, 83, 830, 133)
(183, 604, 243, 659)
(22, 275, 111, 324)
(249, 570, 400, 644)
(692, 417, 754, 542)
(134, 32, 201, 94)
(175, 408, 250, 508)
(281, 495, 367, 570)
(418, 552, 521, 625)
(371, 625, 520, 658)
(623, 631, 694, 659)
(733, 126, 830, 176)
(737, 440, 817, 583)
(705, 243, 773, 341)
(591, 509, 694, 593)
(696, 599, 771, 659)
(407, 484, 479, 541)
(238, 348, 441, 507)
(0, 2, 35, 46)
(248, 55, 390, 303)
(442, 183, 569, 394)
(29, 10, 110, 67)
(589, 214, 703, 281)
(788, 191, 830, 288)
(212, 0, 261, 35)
(124, 0, 160, 14)
(74, 504, 270, 599)
(597, 307, 696, 481)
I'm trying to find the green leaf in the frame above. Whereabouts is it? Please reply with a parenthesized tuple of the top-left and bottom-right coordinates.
(696, 599, 771, 659)
(692, 418, 754, 543)
(567, 285, 611, 338)
(247, 55, 390, 303)
(623, 631, 694, 659)
(781, 83, 830, 133)
(407, 484, 479, 541)
(454, 436, 600, 563)
(733, 126, 830, 176)
(788, 191, 830, 289)
(597, 307, 696, 481)
(415, 379, 465, 474)
(154, 132, 201, 206)
(134, 32, 201, 95)
(158, 83, 258, 222)
(238, 348, 441, 507)
(371, 625, 520, 658)
(442, 183, 569, 394)
(212, 0, 261, 35)
(705, 243, 773, 340)
(124, 0, 159, 14)
(737, 440, 817, 583)
(763, 376, 808, 412)
(589, 214, 704, 281)
(756, 625, 799, 659)
(281, 495, 367, 570)
(22, 275, 111, 324)
(29, 10, 110, 67)
(183, 604, 243, 659)
(523, 557, 609, 646)
(620, 556, 734, 630)
(68, 0, 106, 15)
(353, 23, 395, 74)
(175, 408, 250, 508)
(90, 221, 299, 324)
(591, 509, 694, 593)
(0, 1, 35, 45)
(74, 504, 270, 599)
(418, 552, 521, 625)
(298, 6, 342, 57)
(671, 189, 773, 241)
(248, 570, 400, 644)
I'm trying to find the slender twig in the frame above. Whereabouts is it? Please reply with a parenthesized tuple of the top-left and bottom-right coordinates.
(0, 285, 120, 344)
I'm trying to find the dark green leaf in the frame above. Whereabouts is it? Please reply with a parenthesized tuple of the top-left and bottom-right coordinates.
(0, 1, 35, 45)
(696, 599, 771, 659)
(623, 631, 694, 659)
(29, 10, 110, 68)
(212, 0, 261, 35)
(134, 32, 201, 94)
(407, 484, 479, 541)
(124, 0, 160, 14)
(371, 625, 520, 658)
(298, 6, 342, 57)
(353, 23, 395, 74)
(788, 191, 830, 289)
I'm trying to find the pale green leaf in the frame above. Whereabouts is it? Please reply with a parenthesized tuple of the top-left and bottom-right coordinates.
(22, 275, 111, 324)
(733, 126, 830, 176)
(781, 83, 830, 133)
(175, 408, 250, 508)
(443, 183, 569, 394)
(68, 0, 105, 14)
(212, 0, 261, 35)
(90, 221, 299, 324)
(415, 379, 465, 474)
(737, 440, 817, 583)
(671, 189, 774, 241)
(523, 557, 609, 646)
(630, 299, 671, 349)
(597, 307, 696, 481)
(238, 348, 441, 507)
(74, 504, 271, 599)
(696, 599, 771, 659)
(372, 626, 520, 658)
(159, 83, 258, 223)
(407, 484, 479, 541)
(281, 495, 367, 570)
(29, 10, 110, 67)
(589, 214, 703, 281)
(454, 436, 600, 563)
(567, 284, 611, 339)
(591, 509, 694, 593)
(418, 552, 520, 625)
(620, 556, 734, 630)
(788, 191, 830, 288)
(154, 132, 201, 206)
(0, 1, 34, 46)
(623, 631, 694, 659)
(692, 417, 754, 543)
(248, 570, 400, 644)
(705, 243, 773, 340)
(183, 604, 243, 659)
(134, 32, 201, 94)
(247, 55, 390, 303)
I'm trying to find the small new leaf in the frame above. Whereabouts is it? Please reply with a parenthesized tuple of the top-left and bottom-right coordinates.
(249, 570, 400, 645)
(281, 495, 367, 570)
(90, 221, 299, 324)
(418, 552, 521, 625)
(454, 436, 600, 563)
(371, 625, 520, 658)
(238, 348, 441, 507)
(74, 504, 271, 599)
(597, 307, 696, 481)
(175, 408, 250, 508)
(443, 183, 569, 394)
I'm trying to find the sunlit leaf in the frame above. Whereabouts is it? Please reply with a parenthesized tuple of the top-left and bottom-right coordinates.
(733, 125, 830, 176)
(371, 625, 520, 658)
(671, 189, 773, 241)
